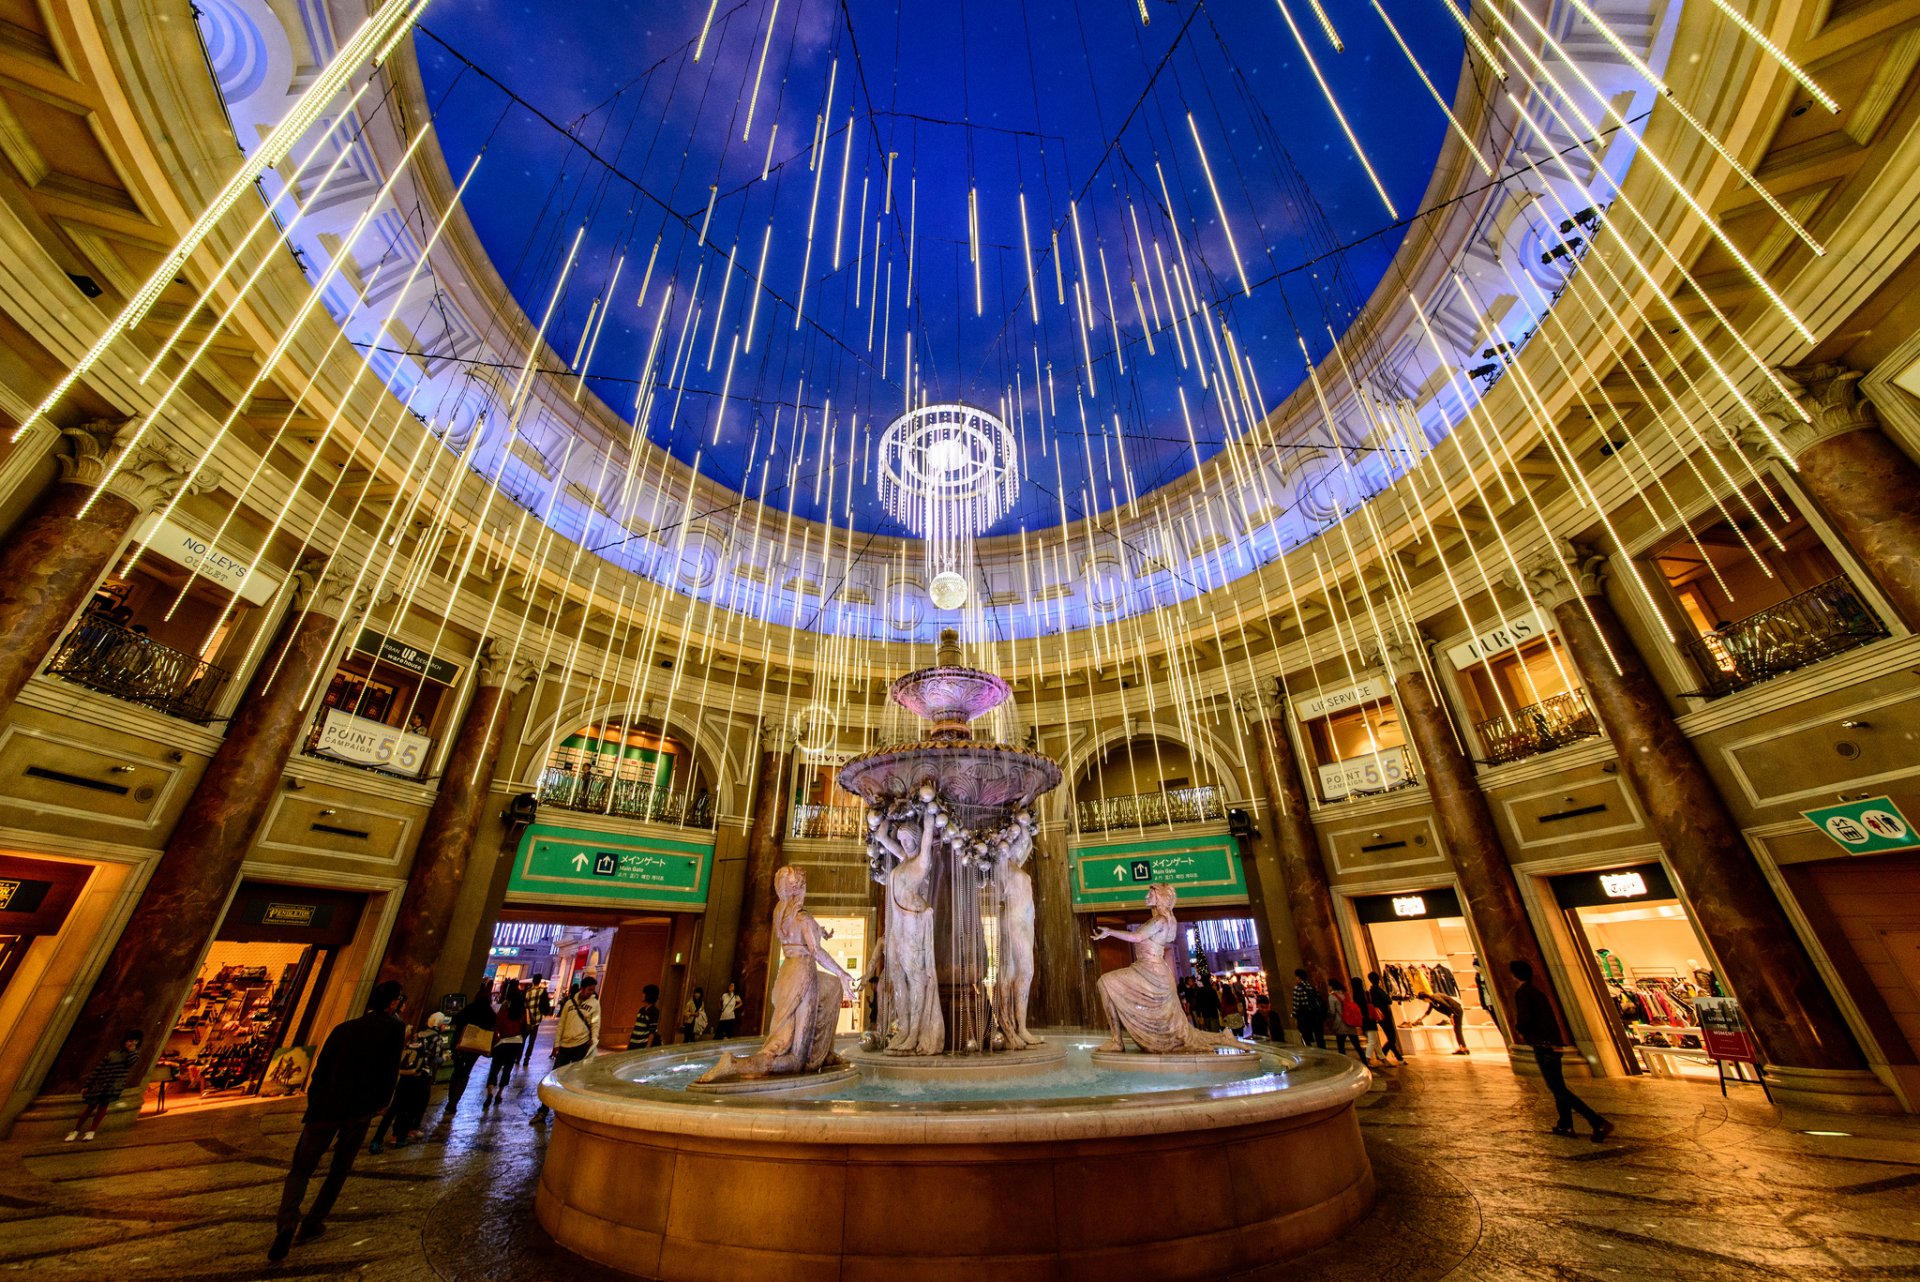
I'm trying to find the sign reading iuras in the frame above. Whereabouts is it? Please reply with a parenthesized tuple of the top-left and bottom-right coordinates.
(1070, 832, 1247, 910)
(506, 824, 713, 910)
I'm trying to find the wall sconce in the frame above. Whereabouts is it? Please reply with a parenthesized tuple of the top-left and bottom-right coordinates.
(1840, 720, 1871, 730)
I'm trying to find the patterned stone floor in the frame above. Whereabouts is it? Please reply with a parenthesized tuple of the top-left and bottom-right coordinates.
(2, 1044, 1916, 1280)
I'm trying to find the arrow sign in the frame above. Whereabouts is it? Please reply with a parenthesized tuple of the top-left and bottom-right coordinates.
(571, 852, 589, 871)
(593, 852, 619, 877)
(1112, 865, 1128, 883)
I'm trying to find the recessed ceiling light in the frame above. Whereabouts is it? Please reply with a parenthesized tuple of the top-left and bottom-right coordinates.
(1800, 1129, 1852, 1137)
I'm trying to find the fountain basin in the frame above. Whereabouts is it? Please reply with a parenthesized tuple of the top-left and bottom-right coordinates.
(535, 1034, 1374, 1282)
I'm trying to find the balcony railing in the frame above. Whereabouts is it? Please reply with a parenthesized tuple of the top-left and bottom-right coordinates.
(1680, 576, 1887, 698)
(791, 802, 866, 841)
(1076, 785, 1228, 833)
(1473, 688, 1602, 765)
(535, 757, 716, 829)
(44, 616, 230, 722)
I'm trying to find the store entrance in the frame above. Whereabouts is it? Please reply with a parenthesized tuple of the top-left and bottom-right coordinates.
(484, 908, 696, 1050)
(155, 880, 366, 1113)
(1551, 864, 1721, 1082)
(1351, 889, 1504, 1055)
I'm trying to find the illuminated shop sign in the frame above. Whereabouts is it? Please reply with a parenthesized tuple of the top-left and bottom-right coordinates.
(1354, 887, 1463, 924)
(131, 513, 279, 605)
(1600, 871, 1648, 899)
(1549, 863, 1676, 910)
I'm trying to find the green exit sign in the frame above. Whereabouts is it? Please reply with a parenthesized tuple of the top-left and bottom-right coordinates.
(507, 823, 714, 910)
(1070, 832, 1247, 910)
(1801, 796, 1919, 856)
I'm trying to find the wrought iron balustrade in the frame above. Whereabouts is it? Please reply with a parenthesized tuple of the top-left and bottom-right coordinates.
(1473, 688, 1602, 765)
(790, 802, 867, 841)
(535, 754, 716, 829)
(1076, 785, 1228, 834)
(45, 617, 230, 722)
(1681, 576, 1887, 698)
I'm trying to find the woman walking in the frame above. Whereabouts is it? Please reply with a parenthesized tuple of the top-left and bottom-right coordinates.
(483, 980, 527, 1109)
(715, 981, 742, 1039)
(1327, 979, 1366, 1059)
(680, 986, 708, 1042)
(1351, 976, 1386, 1067)
(442, 984, 495, 1118)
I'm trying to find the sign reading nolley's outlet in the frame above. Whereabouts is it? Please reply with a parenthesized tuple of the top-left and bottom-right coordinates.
(507, 823, 714, 910)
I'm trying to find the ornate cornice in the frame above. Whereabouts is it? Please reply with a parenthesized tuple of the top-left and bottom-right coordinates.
(1750, 362, 1880, 459)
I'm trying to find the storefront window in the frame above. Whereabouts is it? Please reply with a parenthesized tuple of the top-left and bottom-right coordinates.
(1352, 889, 1503, 1053)
(45, 553, 267, 722)
(791, 759, 864, 839)
(536, 720, 714, 827)
(1450, 615, 1596, 765)
(156, 881, 365, 1111)
(1292, 678, 1415, 803)
(1551, 864, 1721, 1081)
(1653, 483, 1886, 696)
(307, 629, 461, 778)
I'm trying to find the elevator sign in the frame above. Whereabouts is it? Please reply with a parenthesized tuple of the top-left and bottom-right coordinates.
(1801, 796, 1919, 856)
(507, 823, 714, 910)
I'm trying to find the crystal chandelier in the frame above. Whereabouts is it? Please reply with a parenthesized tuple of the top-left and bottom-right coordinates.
(877, 403, 1018, 611)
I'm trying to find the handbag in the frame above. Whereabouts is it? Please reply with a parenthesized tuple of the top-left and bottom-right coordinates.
(455, 1024, 494, 1057)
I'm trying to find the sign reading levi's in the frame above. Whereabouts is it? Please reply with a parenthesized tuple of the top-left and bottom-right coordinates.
(1445, 609, 1552, 668)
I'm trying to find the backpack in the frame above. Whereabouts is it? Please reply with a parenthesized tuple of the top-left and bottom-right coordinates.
(1340, 996, 1365, 1028)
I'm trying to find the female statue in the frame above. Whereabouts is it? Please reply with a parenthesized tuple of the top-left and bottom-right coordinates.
(697, 866, 854, 1082)
(1092, 883, 1249, 1055)
(992, 811, 1040, 1050)
(880, 793, 944, 1055)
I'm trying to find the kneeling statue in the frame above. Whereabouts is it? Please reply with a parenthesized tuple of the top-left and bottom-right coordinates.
(1093, 883, 1250, 1055)
(698, 867, 856, 1082)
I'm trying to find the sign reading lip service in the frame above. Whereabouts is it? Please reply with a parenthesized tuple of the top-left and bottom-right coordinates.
(1293, 675, 1390, 722)
(132, 513, 278, 605)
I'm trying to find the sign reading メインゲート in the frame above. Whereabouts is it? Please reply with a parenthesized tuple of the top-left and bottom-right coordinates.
(507, 823, 714, 910)
(1069, 832, 1247, 910)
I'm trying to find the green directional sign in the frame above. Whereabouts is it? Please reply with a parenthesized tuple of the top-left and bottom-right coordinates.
(506, 823, 713, 910)
(1070, 832, 1247, 910)
(1801, 796, 1920, 856)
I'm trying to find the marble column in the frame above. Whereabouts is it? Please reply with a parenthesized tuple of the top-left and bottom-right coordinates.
(1243, 688, 1347, 987)
(0, 422, 190, 719)
(42, 566, 357, 1095)
(732, 722, 791, 1032)
(377, 641, 534, 1017)
(1519, 545, 1869, 1077)
(1756, 362, 1920, 627)
(1382, 630, 1571, 1042)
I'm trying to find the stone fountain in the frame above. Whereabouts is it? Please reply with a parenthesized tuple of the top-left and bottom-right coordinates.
(533, 631, 1376, 1282)
(837, 627, 1062, 1059)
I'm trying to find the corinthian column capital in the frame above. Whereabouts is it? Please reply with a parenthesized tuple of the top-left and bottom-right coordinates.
(1751, 362, 1879, 458)
(294, 557, 392, 621)
(56, 420, 201, 513)
(760, 716, 792, 755)
(475, 638, 539, 691)
(1365, 624, 1429, 675)
(1510, 540, 1608, 610)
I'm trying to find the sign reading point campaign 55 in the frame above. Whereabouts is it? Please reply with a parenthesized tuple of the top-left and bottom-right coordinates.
(506, 823, 713, 910)
(1801, 796, 1919, 856)
(1070, 832, 1247, 910)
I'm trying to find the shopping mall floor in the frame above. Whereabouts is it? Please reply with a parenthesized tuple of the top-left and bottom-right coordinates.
(2, 1044, 1916, 1282)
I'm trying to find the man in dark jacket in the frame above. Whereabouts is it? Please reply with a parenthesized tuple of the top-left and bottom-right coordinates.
(269, 980, 407, 1262)
(1509, 959, 1612, 1142)
(1290, 969, 1326, 1048)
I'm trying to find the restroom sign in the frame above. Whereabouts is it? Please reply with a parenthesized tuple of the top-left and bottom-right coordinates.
(1802, 797, 1919, 856)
